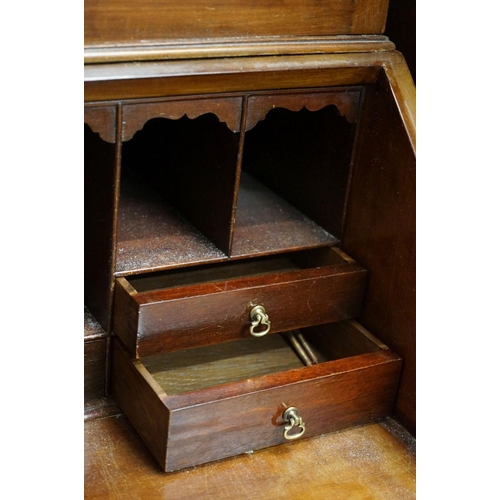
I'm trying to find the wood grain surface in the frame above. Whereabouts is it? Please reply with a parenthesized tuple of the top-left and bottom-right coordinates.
(84, 35, 395, 64)
(84, 339, 107, 402)
(113, 257, 366, 357)
(122, 113, 240, 256)
(122, 97, 243, 140)
(112, 339, 170, 468)
(84, 0, 390, 48)
(84, 415, 415, 499)
(84, 105, 117, 143)
(162, 350, 400, 471)
(84, 53, 386, 102)
(231, 172, 339, 258)
(342, 68, 416, 434)
(84, 124, 119, 331)
(240, 102, 356, 243)
(111, 321, 401, 471)
(84, 308, 115, 416)
(115, 168, 228, 276)
(142, 334, 304, 395)
(245, 90, 360, 131)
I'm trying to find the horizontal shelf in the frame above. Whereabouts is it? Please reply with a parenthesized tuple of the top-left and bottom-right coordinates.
(84, 307, 107, 340)
(231, 172, 339, 258)
(115, 169, 339, 276)
(115, 169, 228, 276)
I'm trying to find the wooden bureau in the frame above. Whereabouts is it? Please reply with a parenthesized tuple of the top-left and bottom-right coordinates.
(84, 0, 415, 476)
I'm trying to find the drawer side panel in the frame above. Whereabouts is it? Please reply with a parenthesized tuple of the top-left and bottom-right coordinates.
(113, 278, 140, 356)
(112, 339, 169, 468)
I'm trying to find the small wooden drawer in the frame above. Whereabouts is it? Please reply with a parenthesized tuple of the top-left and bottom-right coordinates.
(112, 320, 401, 472)
(113, 247, 366, 357)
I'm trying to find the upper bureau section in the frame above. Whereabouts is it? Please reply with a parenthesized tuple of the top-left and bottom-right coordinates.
(84, 0, 392, 63)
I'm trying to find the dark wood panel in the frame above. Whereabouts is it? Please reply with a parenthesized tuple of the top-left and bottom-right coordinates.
(303, 320, 386, 361)
(85, 68, 379, 103)
(113, 278, 140, 356)
(385, 0, 416, 81)
(85, 0, 389, 48)
(84, 121, 119, 331)
(84, 53, 383, 102)
(84, 105, 116, 143)
(84, 306, 107, 340)
(84, 308, 112, 414)
(84, 339, 107, 402)
(342, 69, 416, 434)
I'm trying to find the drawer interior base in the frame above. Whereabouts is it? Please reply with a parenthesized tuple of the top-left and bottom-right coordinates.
(142, 334, 303, 395)
(141, 321, 387, 396)
(125, 245, 348, 292)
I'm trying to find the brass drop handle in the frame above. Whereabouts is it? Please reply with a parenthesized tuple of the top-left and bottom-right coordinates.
(283, 406, 306, 440)
(249, 305, 271, 337)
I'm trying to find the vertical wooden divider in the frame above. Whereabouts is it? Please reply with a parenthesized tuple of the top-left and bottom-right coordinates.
(228, 95, 249, 256)
(340, 87, 366, 242)
(84, 104, 120, 332)
(110, 102, 122, 315)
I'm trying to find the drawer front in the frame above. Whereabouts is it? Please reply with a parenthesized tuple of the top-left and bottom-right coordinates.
(114, 262, 366, 357)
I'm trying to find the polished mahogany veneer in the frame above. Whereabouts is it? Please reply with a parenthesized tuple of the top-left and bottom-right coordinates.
(84, 21, 416, 471)
(112, 321, 401, 472)
(113, 247, 366, 357)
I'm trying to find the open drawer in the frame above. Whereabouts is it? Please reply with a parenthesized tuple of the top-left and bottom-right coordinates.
(113, 247, 367, 357)
(112, 320, 402, 472)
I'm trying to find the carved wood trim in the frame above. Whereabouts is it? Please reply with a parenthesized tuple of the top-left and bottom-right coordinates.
(245, 91, 361, 131)
(122, 98, 243, 141)
(84, 105, 117, 143)
(84, 36, 395, 64)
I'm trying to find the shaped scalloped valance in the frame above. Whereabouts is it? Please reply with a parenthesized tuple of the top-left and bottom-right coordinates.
(84, 106, 117, 143)
(121, 98, 243, 141)
(245, 91, 360, 131)
(85, 90, 360, 143)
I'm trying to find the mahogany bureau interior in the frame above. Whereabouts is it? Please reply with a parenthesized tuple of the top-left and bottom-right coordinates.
(84, 0, 415, 479)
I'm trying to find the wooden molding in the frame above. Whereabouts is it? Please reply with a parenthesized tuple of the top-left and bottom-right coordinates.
(84, 36, 395, 64)
(245, 91, 361, 131)
(122, 97, 243, 141)
(84, 105, 117, 143)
